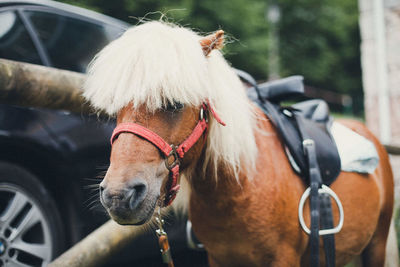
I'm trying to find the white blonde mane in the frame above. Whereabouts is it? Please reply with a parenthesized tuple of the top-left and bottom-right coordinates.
(83, 21, 258, 180)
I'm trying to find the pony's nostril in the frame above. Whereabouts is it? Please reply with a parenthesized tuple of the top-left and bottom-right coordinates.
(129, 182, 148, 210)
(134, 184, 146, 198)
(99, 185, 104, 193)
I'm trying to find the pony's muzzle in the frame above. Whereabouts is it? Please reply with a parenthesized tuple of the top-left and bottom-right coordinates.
(100, 178, 148, 213)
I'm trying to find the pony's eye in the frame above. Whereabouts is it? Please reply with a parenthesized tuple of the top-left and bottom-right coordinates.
(164, 101, 184, 111)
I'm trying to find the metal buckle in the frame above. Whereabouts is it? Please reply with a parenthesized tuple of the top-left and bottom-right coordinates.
(155, 206, 166, 236)
(165, 145, 180, 170)
(302, 139, 314, 147)
(298, 184, 344, 236)
(155, 206, 173, 264)
(302, 139, 314, 153)
(199, 106, 208, 122)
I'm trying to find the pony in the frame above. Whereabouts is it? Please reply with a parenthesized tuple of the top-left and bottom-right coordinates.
(83, 21, 394, 266)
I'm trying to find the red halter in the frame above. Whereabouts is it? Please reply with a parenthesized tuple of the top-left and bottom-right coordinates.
(110, 103, 225, 206)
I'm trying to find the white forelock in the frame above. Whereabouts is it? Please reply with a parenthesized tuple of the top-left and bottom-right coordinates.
(83, 21, 258, 179)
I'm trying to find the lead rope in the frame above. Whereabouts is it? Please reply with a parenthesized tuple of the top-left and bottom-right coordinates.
(155, 206, 175, 267)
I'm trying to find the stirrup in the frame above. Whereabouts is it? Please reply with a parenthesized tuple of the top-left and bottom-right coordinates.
(298, 184, 344, 235)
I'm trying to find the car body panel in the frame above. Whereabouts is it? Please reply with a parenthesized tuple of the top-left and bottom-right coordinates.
(0, 104, 114, 159)
(0, 0, 130, 29)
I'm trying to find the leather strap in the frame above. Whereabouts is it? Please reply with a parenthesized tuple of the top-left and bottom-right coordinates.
(296, 114, 335, 267)
(304, 141, 322, 267)
(320, 194, 336, 267)
(257, 98, 336, 266)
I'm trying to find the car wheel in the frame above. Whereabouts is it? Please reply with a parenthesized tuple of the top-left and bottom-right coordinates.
(0, 162, 65, 266)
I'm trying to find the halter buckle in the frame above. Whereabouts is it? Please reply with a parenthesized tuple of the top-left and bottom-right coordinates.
(165, 145, 180, 170)
(199, 105, 208, 122)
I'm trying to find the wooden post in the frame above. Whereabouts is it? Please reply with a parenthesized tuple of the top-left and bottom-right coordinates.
(0, 59, 94, 114)
(49, 220, 148, 267)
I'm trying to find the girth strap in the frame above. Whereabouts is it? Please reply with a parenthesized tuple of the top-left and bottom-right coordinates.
(296, 114, 336, 267)
(320, 194, 336, 267)
(304, 139, 322, 266)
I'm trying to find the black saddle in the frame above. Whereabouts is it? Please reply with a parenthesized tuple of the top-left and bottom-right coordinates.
(247, 75, 305, 103)
(237, 69, 340, 267)
(238, 71, 341, 185)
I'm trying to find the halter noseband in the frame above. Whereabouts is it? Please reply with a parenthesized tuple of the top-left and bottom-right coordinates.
(110, 102, 225, 206)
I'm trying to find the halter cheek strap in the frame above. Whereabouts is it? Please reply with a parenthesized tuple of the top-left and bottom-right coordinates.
(110, 103, 224, 206)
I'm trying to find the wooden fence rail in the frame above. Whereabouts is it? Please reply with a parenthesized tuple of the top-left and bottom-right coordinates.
(48, 220, 147, 267)
(385, 144, 400, 155)
(0, 58, 90, 113)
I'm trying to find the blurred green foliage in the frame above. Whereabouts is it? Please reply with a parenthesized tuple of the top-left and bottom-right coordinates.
(279, 0, 362, 113)
(59, 0, 362, 113)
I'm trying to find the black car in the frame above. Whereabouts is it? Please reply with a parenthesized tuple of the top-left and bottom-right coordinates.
(0, 1, 206, 266)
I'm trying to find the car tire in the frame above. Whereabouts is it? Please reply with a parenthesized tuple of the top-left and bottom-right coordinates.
(0, 161, 65, 266)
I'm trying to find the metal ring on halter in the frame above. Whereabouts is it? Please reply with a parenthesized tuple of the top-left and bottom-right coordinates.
(199, 106, 208, 122)
(165, 145, 180, 170)
(298, 184, 344, 235)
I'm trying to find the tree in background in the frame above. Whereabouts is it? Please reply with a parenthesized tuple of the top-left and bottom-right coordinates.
(278, 0, 362, 114)
(62, 0, 269, 79)
(60, 0, 362, 114)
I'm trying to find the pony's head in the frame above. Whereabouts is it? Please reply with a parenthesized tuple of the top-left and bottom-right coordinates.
(83, 21, 257, 225)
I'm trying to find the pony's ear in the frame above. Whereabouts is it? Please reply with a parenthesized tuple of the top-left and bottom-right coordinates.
(199, 30, 224, 56)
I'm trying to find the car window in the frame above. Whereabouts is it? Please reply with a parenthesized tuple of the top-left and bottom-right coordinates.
(0, 10, 42, 64)
(24, 10, 124, 73)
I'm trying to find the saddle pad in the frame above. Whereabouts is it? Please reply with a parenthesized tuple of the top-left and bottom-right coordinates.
(331, 122, 379, 174)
